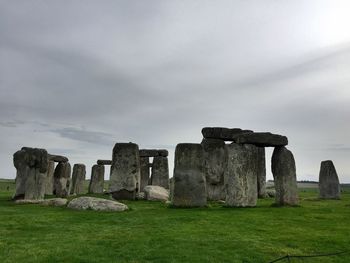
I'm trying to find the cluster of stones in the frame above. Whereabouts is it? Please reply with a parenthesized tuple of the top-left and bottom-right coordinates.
(95, 146, 170, 200)
(171, 127, 299, 207)
(12, 128, 341, 210)
(13, 147, 86, 200)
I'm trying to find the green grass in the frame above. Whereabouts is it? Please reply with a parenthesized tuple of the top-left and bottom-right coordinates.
(0, 181, 349, 263)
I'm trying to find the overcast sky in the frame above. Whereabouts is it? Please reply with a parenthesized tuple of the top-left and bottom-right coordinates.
(0, 0, 349, 182)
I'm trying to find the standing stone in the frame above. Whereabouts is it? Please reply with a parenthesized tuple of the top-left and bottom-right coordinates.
(271, 146, 299, 206)
(225, 143, 258, 207)
(54, 162, 71, 198)
(89, 164, 105, 194)
(172, 143, 207, 207)
(201, 138, 227, 201)
(45, 161, 55, 195)
(140, 157, 150, 191)
(13, 147, 48, 200)
(71, 164, 86, 195)
(257, 147, 267, 198)
(110, 143, 141, 200)
(151, 156, 169, 189)
(319, 160, 341, 199)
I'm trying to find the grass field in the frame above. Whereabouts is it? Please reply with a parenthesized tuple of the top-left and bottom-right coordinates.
(0, 179, 349, 263)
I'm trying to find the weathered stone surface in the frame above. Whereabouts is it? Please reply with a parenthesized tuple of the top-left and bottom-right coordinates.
(97, 160, 112, 165)
(41, 198, 68, 207)
(70, 164, 86, 195)
(68, 197, 128, 212)
(110, 143, 140, 200)
(225, 143, 258, 207)
(13, 147, 48, 200)
(15, 199, 42, 204)
(45, 161, 55, 195)
(140, 157, 150, 191)
(139, 149, 168, 157)
(151, 156, 169, 189)
(271, 146, 299, 206)
(169, 177, 174, 201)
(15, 198, 68, 206)
(201, 138, 227, 201)
(172, 143, 207, 207)
(266, 189, 276, 198)
(235, 132, 288, 147)
(53, 162, 71, 198)
(257, 147, 267, 198)
(144, 185, 169, 201)
(48, 154, 68, 163)
(201, 127, 253, 141)
(136, 192, 145, 200)
(319, 160, 341, 199)
(88, 164, 105, 194)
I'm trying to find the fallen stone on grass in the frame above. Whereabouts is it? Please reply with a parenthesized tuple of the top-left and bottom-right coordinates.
(15, 199, 42, 204)
(136, 192, 145, 200)
(67, 197, 128, 212)
(41, 198, 68, 207)
(144, 185, 169, 201)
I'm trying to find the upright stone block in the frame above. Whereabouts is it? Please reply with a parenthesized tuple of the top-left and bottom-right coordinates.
(71, 164, 86, 195)
(13, 147, 48, 200)
(257, 147, 266, 198)
(54, 162, 71, 198)
(172, 143, 206, 207)
(271, 146, 299, 206)
(140, 157, 150, 191)
(45, 161, 55, 195)
(110, 143, 141, 200)
(201, 138, 227, 201)
(89, 164, 105, 194)
(151, 156, 169, 189)
(225, 143, 258, 207)
(319, 160, 340, 199)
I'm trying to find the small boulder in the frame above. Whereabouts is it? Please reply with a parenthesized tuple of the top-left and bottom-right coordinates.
(266, 189, 276, 198)
(67, 197, 128, 212)
(144, 185, 169, 201)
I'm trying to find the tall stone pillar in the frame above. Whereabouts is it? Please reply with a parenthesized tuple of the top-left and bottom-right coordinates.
(319, 160, 340, 199)
(110, 143, 140, 200)
(271, 146, 299, 206)
(89, 164, 105, 194)
(45, 161, 55, 195)
(54, 162, 71, 198)
(13, 147, 48, 200)
(140, 157, 150, 191)
(257, 147, 266, 198)
(225, 143, 258, 207)
(151, 156, 169, 189)
(172, 143, 206, 207)
(201, 138, 227, 201)
(71, 164, 86, 195)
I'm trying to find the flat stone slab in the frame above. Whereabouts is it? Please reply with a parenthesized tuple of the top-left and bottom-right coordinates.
(202, 127, 253, 140)
(234, 132, 288, 147)
(67, 197, 128, 212)
(48, 154, 68, 163)
(41, 198, 68, 207)
(139, 149, 168, 157)
(144, 185, 169, 201)
(15, 198, 68, 207)
(97, 160, 112, 165)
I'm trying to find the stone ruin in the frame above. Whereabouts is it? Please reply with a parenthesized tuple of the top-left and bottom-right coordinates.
(13, 126, 341, 209)
(109, 143, 141, 200)
(139, 149, 169, 190)
(319, 160, 341, 199)
(96, 148, 170, 197)
(172, 143, 207, 207)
